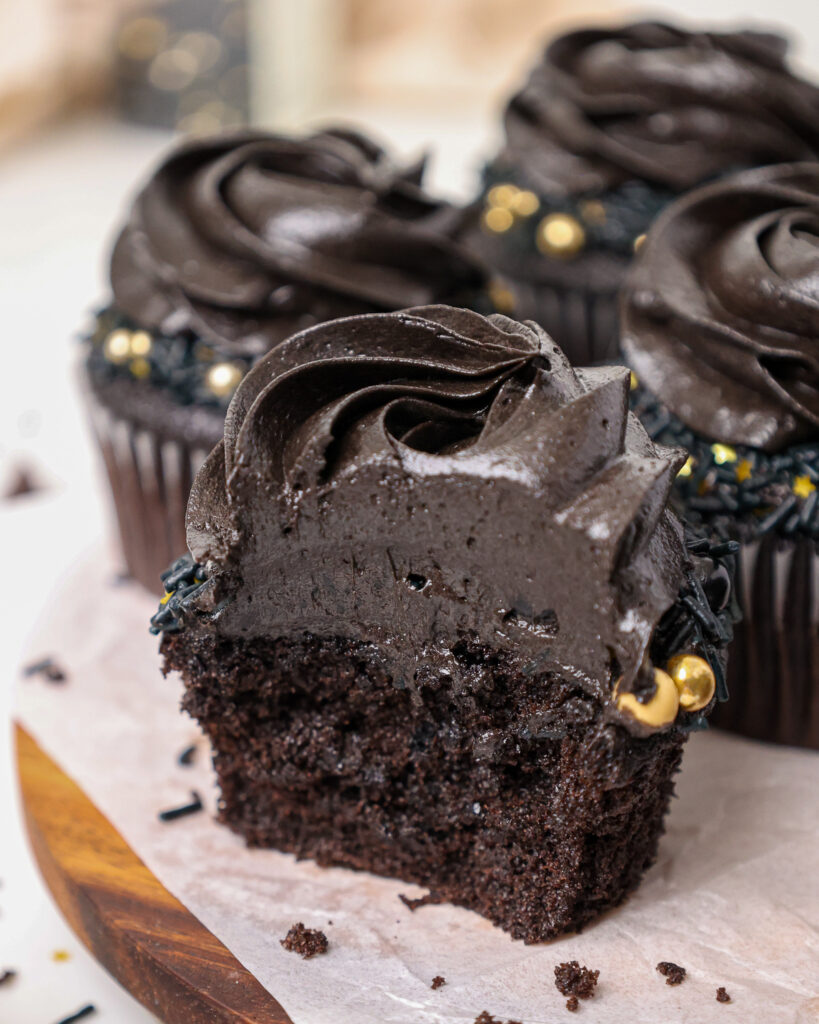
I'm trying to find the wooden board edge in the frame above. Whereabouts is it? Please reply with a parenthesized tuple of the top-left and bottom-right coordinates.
(15, 723, 293, 1024)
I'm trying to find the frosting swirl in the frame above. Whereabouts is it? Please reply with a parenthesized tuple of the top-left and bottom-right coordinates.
(622, 163, 819, 452)
(183, 306, 687, 715)
(110, 128, 485, 359)
(502, 22, 819, 195)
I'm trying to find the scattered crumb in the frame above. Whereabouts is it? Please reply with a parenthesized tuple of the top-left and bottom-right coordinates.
(566, 995, 579, 1012)
(431, 975, 446, 990)
(472, 1014, 522, 1024)
(554, 961, 599, 1000)
(0, 969, 16, 986)
(716, 987, 731, 1003)
(3, 466, 42, 501)
(52, 949, 71, 963)
(280, 923, 329, 959)
(399, 890, 444, 912)
(656, 961, 686, 986)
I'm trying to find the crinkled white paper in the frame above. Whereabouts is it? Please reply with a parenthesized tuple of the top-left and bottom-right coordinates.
(16, 550, 819, 1023)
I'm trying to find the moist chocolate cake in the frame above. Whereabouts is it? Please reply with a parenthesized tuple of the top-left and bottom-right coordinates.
(152, 306, 734, 942)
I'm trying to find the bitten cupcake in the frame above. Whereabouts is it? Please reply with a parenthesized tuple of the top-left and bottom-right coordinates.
(151, 305, 734, 942)
(84, 128, 489, 592)
(471, 22, 819, 365)
(623, 163, 819, 749)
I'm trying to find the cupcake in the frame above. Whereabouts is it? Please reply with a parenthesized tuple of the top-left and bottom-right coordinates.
(84, 128, 488, 592)
(151, 305, 734, 942)
(471, 22, 819, 365)
(622, 163, 819, 749)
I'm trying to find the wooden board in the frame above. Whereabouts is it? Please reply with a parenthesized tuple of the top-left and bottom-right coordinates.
(15, 725, 293, 1024)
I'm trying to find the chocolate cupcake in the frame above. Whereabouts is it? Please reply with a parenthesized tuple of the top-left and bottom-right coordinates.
(84, 128, 488, 592)
(151, 305, 734, 942)
(622, 163, 819, 749)
(471, 22, 819, 365)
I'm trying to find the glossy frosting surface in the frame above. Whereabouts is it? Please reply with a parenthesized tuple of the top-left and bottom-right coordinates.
(183, 306, 687, 715)
(502, 22, 819, 195)
(110, 128, 485, 358)
(622, 163, 819, 451)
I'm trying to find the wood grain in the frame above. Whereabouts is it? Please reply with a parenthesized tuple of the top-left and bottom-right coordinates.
(16, 724, 293, 1024)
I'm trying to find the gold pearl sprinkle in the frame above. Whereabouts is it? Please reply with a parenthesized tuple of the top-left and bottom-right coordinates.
(483, 207, 514, 233)
(487, 183, 519, 208)
(509, 189, 540, 217)
(793, 474, 816, 499)
(103, 329, 132, 364)
(615, 668, 680, 728)
(579, 199, 607, 225)
(130, 356, 151, 379)
(677, 456, 695, 479)
(130, 330, 153, 356)
(488, 281, 516, 314)
(667, 654, 716, 712)
(536, 213, 585, 258)
(736, 459, 753, 483)
(633, 233, 647, 253)
(206, 362, 243, 398)
(711, 443, 737, 465)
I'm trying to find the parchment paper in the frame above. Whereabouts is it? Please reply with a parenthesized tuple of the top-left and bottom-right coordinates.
(15, 549, 819, 1024)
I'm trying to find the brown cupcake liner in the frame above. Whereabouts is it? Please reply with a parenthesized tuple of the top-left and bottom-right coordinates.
(712, 533, 819, 749)
(89, 398, 210, 594)
(505, 280, 620, 365)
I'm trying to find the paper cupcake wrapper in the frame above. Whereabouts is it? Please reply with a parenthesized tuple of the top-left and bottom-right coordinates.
(712, 534, 819, 749)
(504, 281, 620, 366)
(89, 399, 210, 594)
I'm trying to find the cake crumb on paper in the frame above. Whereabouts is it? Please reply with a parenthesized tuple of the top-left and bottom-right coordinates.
(280, 923, 328, 959)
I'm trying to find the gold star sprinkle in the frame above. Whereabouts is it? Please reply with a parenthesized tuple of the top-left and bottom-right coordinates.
(486, 183, 519, 208)
(711, 443, 737, 465)
(483, 206, 514, 233)
(677, 456, 695, 479)
(629, 370, 639, 391)
(206, 361, 243, 398)
(793, 475, 816, 499)
(536, 213, 585, 258)
(509, 189, 540, 217)
(160, 591, 172, 605)
(735, 459, 752, 483)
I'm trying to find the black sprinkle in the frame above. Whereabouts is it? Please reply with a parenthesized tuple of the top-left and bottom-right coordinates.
(177, 744, 197, 767)
(158, 791, 203, 822)
(0, 969, 16, 986)
(22, 657, 66, 682)
(54, 1006, 96, 1024)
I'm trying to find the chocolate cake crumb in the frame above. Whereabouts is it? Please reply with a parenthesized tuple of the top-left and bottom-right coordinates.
(0, 969, 16, 986)
(566, 995, 579, 1012)
(472, 1014, 522, 1024)
(716, 987, 731, 1003)
(554, 961, 599, 1000)
(399, 890, 444, 912)
(280, 923, 328, 959)
(431, 975, 446, 990)
(656, 961, 686, 985)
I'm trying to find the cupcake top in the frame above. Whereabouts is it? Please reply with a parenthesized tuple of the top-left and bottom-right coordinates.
(501, 22, 819, 197)
(152, 305, 735, 732)
(622, 163, 819, 453)
(109, 127, 487, 362)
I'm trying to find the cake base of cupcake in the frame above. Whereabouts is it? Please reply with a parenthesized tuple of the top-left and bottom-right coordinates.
(162, 628, 686, 943)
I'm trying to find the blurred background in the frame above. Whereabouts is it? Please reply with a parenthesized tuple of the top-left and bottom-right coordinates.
(1, 1, 817, 1021)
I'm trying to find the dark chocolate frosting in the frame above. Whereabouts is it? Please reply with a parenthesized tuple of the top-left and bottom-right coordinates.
(180, 305, 689, 727)
(622, 162, 819, 452)
(110, 128, 485, 359)
(502, 22, 819, 196)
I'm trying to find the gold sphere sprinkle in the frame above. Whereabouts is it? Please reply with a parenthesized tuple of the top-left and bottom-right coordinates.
(130, 356, 151, 379)
(633, 233, 647, 253)
(736, 459, 753, 483)
(488, 280, 516, 314)
(793, 474, 816, 499)
(103, 329, 132, 364)
(130, 330, 153, 356)
(536, 213, 585, 258)
(667, 654, 716, 711)
(711, 443, 737, 465)
(579, 199, 607, 225)
(483, 207, 514, 233)
(487, 183, 519, 208)
(509, 189, 540, 217)
(615, 668, 680, 728)
(206, 361, 243, 397)
(677, 456, 695, 479)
